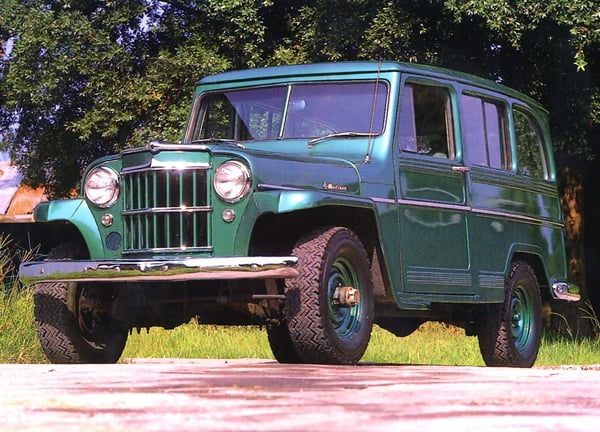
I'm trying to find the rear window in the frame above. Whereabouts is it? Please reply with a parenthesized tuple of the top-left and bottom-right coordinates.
(513, 108, 549, 179)
(461, 94, 510, 169)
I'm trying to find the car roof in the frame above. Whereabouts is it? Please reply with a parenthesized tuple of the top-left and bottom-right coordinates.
(197, 61, 544, 111)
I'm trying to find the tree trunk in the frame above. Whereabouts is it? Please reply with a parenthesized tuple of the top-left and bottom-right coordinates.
(553, 154, 593, 337)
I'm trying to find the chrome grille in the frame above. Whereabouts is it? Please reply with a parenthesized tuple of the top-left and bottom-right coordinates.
(122, 167, 211, 254)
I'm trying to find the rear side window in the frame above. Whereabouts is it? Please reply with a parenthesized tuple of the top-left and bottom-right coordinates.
(461, 94, 510, 169)
(398, 84, 455, 159)
(513, 108, 548, 178)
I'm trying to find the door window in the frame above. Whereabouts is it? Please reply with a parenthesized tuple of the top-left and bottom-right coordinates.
(398, 84, 455, 159)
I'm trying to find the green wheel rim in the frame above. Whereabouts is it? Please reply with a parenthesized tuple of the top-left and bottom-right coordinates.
(510, 284, 533, 351)
(327, 257, 362, 340)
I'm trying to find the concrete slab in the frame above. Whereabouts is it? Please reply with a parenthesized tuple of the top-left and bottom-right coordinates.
(1, 359, 599, 431)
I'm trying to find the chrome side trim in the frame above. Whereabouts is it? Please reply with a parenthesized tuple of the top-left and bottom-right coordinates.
(20, 256, 298, 284)
(257, 184, 304, 192)
(371, 197, 564, 228)
(473, 207, 564, 229)
(397, 198, 470, 212)
(370, 197, 396, 205)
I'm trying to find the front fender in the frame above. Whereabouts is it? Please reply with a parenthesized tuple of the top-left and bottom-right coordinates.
(34, 199, 104, 258)
(232, 189, 375, 255)
(252, 189, 374, 214)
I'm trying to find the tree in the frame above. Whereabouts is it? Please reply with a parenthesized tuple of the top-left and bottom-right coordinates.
(271, 1, 600, 324)
(446, 0, 600, 330)
(3, 1, 600, 323)
(0, 0, 268, 197)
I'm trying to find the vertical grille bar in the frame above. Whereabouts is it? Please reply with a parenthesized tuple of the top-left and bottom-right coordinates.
(165, 170, 171, 249)
(193, 170, 198, 246)
(122, 166, 210, 254)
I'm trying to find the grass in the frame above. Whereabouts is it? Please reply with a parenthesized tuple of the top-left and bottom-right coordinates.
(90, 319, 600, 366)
(3, 284, 600, 366)
(122, 321, 274, 360)
(0, 286, 45, 363)
(363, 322, 485, 366)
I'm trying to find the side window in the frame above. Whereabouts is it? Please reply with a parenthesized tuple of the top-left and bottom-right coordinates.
(513, 108, 548, 178)
(398, 84, 455, 159)
(461, 94, 509, 169)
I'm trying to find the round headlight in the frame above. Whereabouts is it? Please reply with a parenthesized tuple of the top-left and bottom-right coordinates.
(85, 166, 120, 208)
(214, 160, 251, 203)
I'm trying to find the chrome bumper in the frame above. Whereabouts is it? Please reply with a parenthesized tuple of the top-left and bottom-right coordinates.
(552, 282, 581, 302)
(19, 256, 298, 284)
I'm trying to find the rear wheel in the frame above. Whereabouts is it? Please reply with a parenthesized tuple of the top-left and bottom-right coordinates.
(284, 227, 374, 365)
(33, 242, 127, 364)
(477, 261, 542, 367)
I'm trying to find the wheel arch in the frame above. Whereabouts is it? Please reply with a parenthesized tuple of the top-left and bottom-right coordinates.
(249, 204, 391, 298)
(33, 199, 102, 258)
(511, 251, 551, 302)
(0, 220, 87, 256)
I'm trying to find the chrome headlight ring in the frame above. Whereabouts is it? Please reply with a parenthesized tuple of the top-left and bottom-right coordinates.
(214, 160, 251, 203)
(84, 166, 120, 208)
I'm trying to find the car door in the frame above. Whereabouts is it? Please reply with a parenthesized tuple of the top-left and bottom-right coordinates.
(396, 79, 473, 295)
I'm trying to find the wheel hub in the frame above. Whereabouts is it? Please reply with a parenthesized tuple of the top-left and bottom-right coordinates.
(511, 298, 523, 334)
(333, 286, 360, 307)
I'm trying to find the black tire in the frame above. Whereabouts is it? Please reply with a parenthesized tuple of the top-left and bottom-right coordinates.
(477, 261, 542, 367)
(284, 227, 374, 365)
(33, 242, 127, 364)
(266, 320, 303, 363)
(34, 282, 127, 364)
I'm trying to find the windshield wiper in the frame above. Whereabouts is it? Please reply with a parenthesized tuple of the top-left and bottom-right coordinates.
(191, 138, 236, 144)
(308, 132, 377, 148)
(190, 138, 245, 148)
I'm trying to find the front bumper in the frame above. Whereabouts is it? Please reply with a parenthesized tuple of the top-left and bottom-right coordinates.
(19, 256, 299, 284)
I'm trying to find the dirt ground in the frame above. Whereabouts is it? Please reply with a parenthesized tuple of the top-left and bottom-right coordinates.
(1, 359, 599, 431)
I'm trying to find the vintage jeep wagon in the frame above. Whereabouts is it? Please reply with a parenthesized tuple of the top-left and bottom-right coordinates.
(21, 61, 580, 367)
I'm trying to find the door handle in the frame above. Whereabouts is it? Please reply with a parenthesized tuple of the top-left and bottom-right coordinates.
(451, 166, 470, 173)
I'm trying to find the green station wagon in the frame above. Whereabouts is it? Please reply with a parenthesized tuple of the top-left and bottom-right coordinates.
(21, 61, 580, 367)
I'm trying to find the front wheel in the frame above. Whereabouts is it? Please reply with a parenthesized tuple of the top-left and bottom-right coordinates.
(266, 320, 303, 363)
(284, 227, 374, 365)
(34, 282, 128, 364)
(477, 261, 542, 367)
(33, 242, 127, 364)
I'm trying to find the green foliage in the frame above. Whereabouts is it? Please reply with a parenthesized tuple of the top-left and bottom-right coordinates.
(446, 0, 600, 156)
(0, 0, 266, 196)
(1, 0, 600, 195)
(446, 0, 600, 56)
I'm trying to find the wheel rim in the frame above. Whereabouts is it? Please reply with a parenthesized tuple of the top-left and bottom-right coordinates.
(327, 256, 362, 340)
(78, 287, 107, 349)
(77, 285, 122, 351)
(510, 284, 533, 351)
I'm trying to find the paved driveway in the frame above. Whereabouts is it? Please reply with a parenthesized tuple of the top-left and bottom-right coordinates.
(1, 359, 599, 431)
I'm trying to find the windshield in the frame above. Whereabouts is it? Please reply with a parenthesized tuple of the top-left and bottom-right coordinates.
(188, 81, 388, 142)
